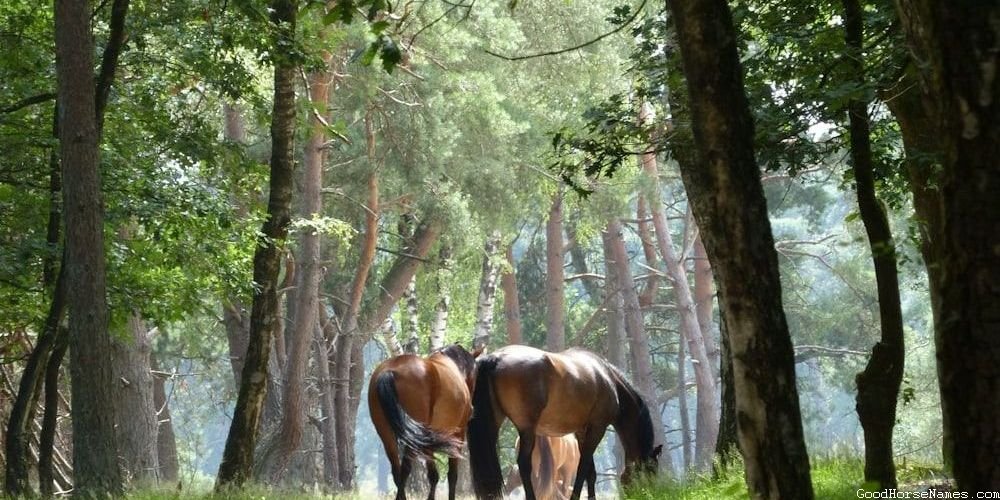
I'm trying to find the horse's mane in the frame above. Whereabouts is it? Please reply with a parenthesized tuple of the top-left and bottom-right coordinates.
(437, 344, 476, 378)
(604, 360, 657, 459)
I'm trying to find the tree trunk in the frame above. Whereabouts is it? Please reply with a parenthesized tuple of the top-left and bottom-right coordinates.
(56, 0, 124, 492)
(713, 296, 739, 471)
(4, 270, 66, 496)
(665, 0, 814, 496)
(640, 103, 719, 470)
(38, 328, 69, 496)
(501, 245, 523, 345)
(112, 313, 160, 486)
(692, 236, 718, 374)
(677, 334, 692, 472)
(566, 217, 602, 304)
(601, 233, 627, 371)
(429, 244, 453, 352)
(893, 0, 1000, 489)
(545, 191, 566, 351)
(222, 103, 252, 387)
(636, 196, 660, 309)
(265, 44, 330, 480)
(313, 322, 339, 489)
(604, 218, 672, 472)
(216, 0, 298, 487)
(838, 0, 906, 490)
(472, 232, 502, 349)
(402, 276, 420, 354)
(151, 354, 179, 483)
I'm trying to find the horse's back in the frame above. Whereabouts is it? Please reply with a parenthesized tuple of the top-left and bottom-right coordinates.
(369, 352, 471, 436)
(488, 345, 619, 435)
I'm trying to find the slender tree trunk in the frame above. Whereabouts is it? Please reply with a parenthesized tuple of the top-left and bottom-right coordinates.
(402, 277, 420, 354)
(636, 196, 660, 308)
(216, 0, 298, 487)
(566, 218, 602, 304)
(428, 244, 452, 352)
(221, 103, 252, 386)
(601, 233, 628, 371)
(472, 232, 502, 349)
(604, 218, 671, 472)
(640, 104, 719, 469)
(313, 322, 338, 489)
(545, 191, 566, 351)
(665, 0, 814, 495)
(112, 313, 160, 486)
(677, 334, 692, 472)
(38, 328, 68, 496)
(151, 354, 179, 483)
(893, 1, 1000, 489)
(838, 0, 906, 489)
(501, 245, 523, 345)
(56, 0, 124, 492)
(692, 236, 718, 374)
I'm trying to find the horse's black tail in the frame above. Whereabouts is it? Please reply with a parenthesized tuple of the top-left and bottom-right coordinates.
(374, 371, 462, 459)
(468, 355, 504, 500)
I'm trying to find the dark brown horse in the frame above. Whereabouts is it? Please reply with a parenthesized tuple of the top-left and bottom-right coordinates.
(506, 434, 580, 500)
(468, 345, 661, 500)
(368, 344, 482, 500)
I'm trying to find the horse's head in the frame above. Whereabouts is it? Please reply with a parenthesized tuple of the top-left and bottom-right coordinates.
(621, 444, 662, 485)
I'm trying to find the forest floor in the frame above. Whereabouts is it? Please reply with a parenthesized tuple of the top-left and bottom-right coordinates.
(126, 458, 951, 499)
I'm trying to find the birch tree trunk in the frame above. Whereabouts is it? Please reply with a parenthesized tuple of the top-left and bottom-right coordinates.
(402, 277, 420, 354)
(472, 232, 502, 349)
(428, 244, 453, 352)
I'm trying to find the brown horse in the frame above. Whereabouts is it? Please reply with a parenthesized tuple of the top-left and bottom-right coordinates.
(468, 345, 661, 500)
(506, 434, 580, 500)
(368, 344, 482, 500)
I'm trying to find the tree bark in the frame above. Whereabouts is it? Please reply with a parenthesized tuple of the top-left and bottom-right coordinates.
(545, 191, 566, 351)
(402, 276, 420, 354)
(56, 0, 124, 492)
(566, 218, 602, 304)
(677, 333, 692, 472)
(838, 0, 906, 490)
(665, 0, 814, 496)
(38, 328, 69, 496)
(501, 245, 523, 345)
(636, 196, 660, 309)
(151, 354, 179, 483)
(640, 103, 719, 470)
(692, 236, 718, 374)
(112, 314, 160, 486)
(604, 218, 671, 472)
(216, 0, 298, 488)
(472, 232, 502, 349)
(601, 233, 627, 371)
(892, 0, 1000, 489)
(428, 244, 453, 352)
(713, 296, 739, 471)
(313, 321, 339, 489)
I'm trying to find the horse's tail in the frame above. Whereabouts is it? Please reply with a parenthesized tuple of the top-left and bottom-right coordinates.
(537, 435, 555, 497)
(468, 355, 504, 500)
(374, 371, 462, 459)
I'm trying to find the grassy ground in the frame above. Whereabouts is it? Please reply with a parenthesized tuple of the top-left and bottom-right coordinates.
(119, 458, 950, 499)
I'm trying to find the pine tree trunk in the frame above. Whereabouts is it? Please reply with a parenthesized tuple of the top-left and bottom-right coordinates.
(601, 233, 628, 371)
(545, 192, 566, 351)
(665, 0, 814, 495)
(473, 232, 502, 349)
(501, 246, 523, 345)
(216, 0, 298, 487)
(839, 0, 906, 489)
(893, 0, 1000, 489)
(604, 218, 671, 472)
(112, 313, 160, 486)
(38, 328, 69, 496)
(692, 237, 719, 374)
(55, 0, 124, 492)
(636, 196, 660, 308)
(566, 218, 602, 304)
(313, 323, 339, 489)
(639, 105, 719, 469)
(677, 335, 692, 472)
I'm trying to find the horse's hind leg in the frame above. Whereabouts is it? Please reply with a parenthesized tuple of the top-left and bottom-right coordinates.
(393, 454, 414, 500)
(517, 431, 538, 500)
(425, 458, 440, 500)
(446, 457, 459, 500)
(584, 455, 597, 500)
